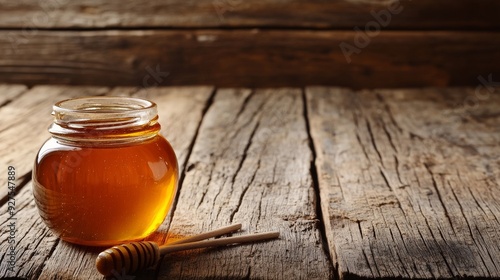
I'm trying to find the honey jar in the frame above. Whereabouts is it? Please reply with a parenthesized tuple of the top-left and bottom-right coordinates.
(33, 97, 178, 246)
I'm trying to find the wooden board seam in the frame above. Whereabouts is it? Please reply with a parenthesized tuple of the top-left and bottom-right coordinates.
(302, 88, 338, 276)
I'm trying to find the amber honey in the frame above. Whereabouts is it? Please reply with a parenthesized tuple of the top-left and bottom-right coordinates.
(33, 97, 178, 246)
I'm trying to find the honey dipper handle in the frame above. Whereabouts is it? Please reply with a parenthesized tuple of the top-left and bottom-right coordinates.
(160, 231, 280, 255)
(168, 223, 242, 245)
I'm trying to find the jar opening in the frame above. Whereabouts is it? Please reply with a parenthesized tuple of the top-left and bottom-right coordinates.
(49, 96, 160, 145)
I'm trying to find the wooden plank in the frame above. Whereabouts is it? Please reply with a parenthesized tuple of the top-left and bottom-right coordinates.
(0, 85, 108, 204)
(36, 87, 214, 279)
(157, 88, 333, 279)
(0, 0, 498, 29)
(306, 87, 500, 279)
(1, 30, 499, 88)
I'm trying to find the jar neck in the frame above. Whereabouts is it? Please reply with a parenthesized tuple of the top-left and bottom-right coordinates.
(49, 97, 161, 146)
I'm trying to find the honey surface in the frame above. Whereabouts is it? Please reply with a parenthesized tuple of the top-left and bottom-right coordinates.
(33, 136, 178, 246)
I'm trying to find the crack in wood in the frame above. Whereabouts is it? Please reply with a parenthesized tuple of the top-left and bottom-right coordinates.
(361, 248, 375, 278)
(302, 89, 336, 279)
(381, 120, 398, 154)
(423, 163, 456, 232)
(395, 248, 412, 278)
(457, 170, 500, 232)
(447, 181, 473, 236)
(394, 155, 404, 185)
(357, 221, 363, 239)
(376, 92, 403, 133)
(378, 210, 408, 277)
(212, 177, 228, 221)
(336, 174, 346, 202)
(475, 223, 500, 274)
(393, 220, 416, 277)
(426, 262, 436, 279)
(230, 119, 260, 195)
(196, 163, 214, 209)
(448, 179, 499, 275)
(229, 158, 260, 223)
(256, 196, 263, 225)
(244, 265, 252, 280)
(366, 119, 384, 167)
(352, 110, 371, 164)
(219, 91, 266, 162)
(355, 131, 371, 162)
(235, 90, 255, 122)
(420, 209, 456, 277)
(379, 168, 393, 192)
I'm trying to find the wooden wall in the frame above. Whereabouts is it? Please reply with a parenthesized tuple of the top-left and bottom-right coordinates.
(0, 0, 499, 88)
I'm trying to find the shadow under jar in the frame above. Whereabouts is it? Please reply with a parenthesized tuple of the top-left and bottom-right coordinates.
(33, 97, 178, 246)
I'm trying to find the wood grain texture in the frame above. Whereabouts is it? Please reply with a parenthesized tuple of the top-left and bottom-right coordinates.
(36, 87, 214, 280)
(306, 87, 500, 279)
(1, 30, 499, 88)
(156, 88, 333, 279)
(0, 0, 498, 29)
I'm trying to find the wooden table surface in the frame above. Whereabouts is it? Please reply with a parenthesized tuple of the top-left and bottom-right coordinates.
(0, 85, 499, 279)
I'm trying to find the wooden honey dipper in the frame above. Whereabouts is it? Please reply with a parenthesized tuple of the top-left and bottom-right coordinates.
(96, 224, 279, 276)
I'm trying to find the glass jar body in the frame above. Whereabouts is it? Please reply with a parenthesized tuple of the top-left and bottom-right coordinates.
(33, 135, 178, 246)
(32, 96, 178, 247)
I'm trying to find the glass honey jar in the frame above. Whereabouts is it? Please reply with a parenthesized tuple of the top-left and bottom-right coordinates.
(33, 97, 178, 246)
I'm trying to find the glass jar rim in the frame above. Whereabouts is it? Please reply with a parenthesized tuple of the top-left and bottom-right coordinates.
(53, 96, 157, 127)
(54, 96, 156, 115)
(50, 96, 160, 144)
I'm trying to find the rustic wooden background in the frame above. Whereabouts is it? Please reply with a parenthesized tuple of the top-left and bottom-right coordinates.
(0, 0, 499, 88)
